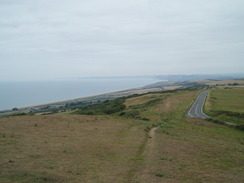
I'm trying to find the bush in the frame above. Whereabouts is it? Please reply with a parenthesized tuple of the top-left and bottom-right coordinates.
(155, 173, 164, 177)
(130, 99, 162, 110)
(123, 110, 140, 118)
(12, 113, 27, 116)
(236, 124, 244, 131)
(74, 97, 126, 115)
(212, 110, 244, 118)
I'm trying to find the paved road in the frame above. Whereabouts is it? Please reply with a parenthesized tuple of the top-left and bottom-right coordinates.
(187, 90, 211, 119)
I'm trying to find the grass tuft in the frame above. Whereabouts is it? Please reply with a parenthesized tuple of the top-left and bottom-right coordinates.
(155, 173, 164, 177)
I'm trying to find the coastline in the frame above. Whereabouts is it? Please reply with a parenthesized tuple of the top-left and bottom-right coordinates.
(20, 87, 164, 109)
(1, 86, 164, 114)
(0, 78, 164, 112)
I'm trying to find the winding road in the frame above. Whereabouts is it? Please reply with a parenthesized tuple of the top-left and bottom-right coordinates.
(187, 90, 211, 119)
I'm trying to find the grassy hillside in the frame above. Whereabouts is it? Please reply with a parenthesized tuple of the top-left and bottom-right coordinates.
(205, 87, 244, 124)
(0, 88, 243, 183)
(0, 115, 149, 183)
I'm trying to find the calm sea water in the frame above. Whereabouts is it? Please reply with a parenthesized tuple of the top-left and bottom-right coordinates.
(0, 78, 160, 111)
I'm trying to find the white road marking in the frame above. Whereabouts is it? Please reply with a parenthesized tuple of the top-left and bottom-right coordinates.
(187, 90, 211, 119)
(195, 103, 200, 117)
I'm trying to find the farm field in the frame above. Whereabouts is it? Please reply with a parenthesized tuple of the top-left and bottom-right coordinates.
(0, 88, 243, 183)
(205, 79, 244, 86)
(205, 87, 244, 124)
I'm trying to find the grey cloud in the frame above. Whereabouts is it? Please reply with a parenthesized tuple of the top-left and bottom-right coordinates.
(0, 0, 244, 80)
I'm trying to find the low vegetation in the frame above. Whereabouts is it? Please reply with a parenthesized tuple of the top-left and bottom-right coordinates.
(205, 87, 244, 125)
(0, 87, 243, 182)
(74, 97, 126, 115)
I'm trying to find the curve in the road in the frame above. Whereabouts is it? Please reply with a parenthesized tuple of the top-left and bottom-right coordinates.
(187, 90, 238, 127)
(187, 90, 211, 119)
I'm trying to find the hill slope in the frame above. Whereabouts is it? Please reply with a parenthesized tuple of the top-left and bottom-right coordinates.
(0, 88, 243, 183)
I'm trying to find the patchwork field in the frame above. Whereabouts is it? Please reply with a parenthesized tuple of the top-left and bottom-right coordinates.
(205, 87, 244, 124)
(205, 79, 244, 86)
(0, 88, 243, 183)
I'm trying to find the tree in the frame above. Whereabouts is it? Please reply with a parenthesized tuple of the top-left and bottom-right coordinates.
(12, 107, 18, 111)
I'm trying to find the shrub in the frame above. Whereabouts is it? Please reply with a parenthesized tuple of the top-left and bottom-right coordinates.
(236, 124, 244, 131)
(155, 173, 164, 177)
(211, 110, 244, 118)
(74, 97, 126, 115)
(12, 113, 27, 116)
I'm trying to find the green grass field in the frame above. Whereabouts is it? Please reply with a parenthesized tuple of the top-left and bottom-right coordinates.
(205, 87, 244, 124)
(1, 88, 243, 183)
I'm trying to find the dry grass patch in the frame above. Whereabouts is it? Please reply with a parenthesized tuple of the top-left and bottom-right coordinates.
(140, 90, 198, 122)
(125, 93, 166, 108)
(0, 115, 147, 183)
(163, 85, 182, 90)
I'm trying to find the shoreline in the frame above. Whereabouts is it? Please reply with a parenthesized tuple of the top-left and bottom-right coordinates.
(0, 78, 167, 112)
(0, 86, 164, 112)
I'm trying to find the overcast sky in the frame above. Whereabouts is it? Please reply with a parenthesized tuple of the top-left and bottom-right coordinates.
(0, 0, 244, 81)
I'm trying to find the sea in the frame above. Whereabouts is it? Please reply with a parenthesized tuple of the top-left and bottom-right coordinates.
(0, 77, 162, 111)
